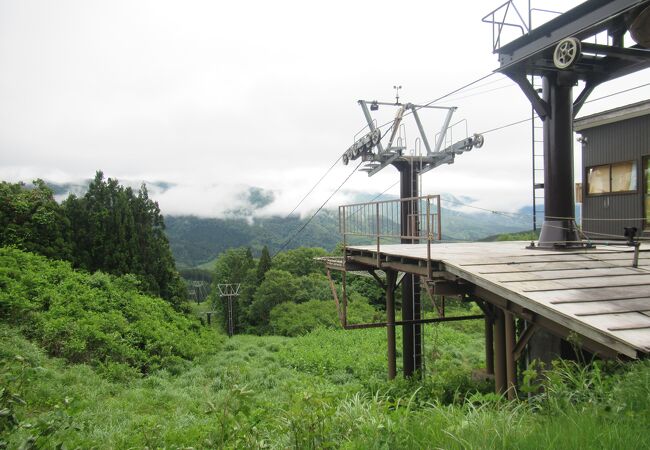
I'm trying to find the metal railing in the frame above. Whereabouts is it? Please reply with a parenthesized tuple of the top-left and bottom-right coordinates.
(482, 1, 564, 52)
(339, 195, 442, 274)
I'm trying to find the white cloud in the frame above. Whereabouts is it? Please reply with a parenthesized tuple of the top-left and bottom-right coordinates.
(1, 0, 649, 221)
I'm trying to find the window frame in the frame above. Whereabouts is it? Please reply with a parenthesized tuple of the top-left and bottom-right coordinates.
(585, 160, 638, 197)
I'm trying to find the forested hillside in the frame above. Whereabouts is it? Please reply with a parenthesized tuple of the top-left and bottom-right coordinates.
(166, 206, 532, 268)
(0, 174, 185, 309)
(166, 211, 341, 268)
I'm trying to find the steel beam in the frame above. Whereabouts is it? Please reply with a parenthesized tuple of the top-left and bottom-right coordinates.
(494, 308, 507, 394)
(505, 311, 517, 399)
(343, 314, 485, 330)
(359, 100, 385, 154)
(386, 270, 397, 380)
(495, 0, 648, 71)
(485, 308, 495, 375)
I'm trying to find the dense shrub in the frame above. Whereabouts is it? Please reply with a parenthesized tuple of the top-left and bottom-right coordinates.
(0, 180, 71, 260)
(270, 295, 380, 337)
(0, 247, 217, 375)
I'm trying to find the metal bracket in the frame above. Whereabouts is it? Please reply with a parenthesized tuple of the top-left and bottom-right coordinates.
(507, 72, 549, 119)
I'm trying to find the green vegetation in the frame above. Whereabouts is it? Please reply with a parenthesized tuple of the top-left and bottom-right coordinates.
(207, 245, 383, 337)
(1, 173, 186, 309)
(480, 229, 540, 242)
(2, 317, 650, 448)
(0, 247, 216, 378)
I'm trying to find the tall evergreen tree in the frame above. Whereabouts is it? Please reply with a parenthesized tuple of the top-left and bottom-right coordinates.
(62, 171, 186, 310)
(256, 245, 272, 283)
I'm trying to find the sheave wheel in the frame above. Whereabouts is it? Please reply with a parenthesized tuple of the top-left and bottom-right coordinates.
(553, 37, 581, 69)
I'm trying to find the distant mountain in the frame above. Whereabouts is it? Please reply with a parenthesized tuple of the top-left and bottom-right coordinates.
(165, 211, 341, 268)
(39, 179, 535, 268)
(166, 204, 534, 268)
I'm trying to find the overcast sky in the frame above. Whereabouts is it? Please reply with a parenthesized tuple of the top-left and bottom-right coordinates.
(1, 0, 649, 220)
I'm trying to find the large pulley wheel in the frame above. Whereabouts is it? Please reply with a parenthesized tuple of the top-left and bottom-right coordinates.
(472, 133, 484, 149)
(553, 37, 581, 69)
(371, 130, 380, 146)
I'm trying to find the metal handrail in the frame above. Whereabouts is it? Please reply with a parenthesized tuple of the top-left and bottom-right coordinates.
(482, 0, 529, 52)
(339, 194, 442, 279)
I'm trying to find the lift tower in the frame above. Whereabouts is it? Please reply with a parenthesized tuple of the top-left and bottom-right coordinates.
(343, 100, 484, 376)
(484, 0, 650, 248)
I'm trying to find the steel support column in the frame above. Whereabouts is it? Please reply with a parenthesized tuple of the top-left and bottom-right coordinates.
(505, 311, 517, 399)
(538, 73, 580, 247)
(493, 308, 507, 394)
(386, 270, 398, 380)
(485, 313, 495, 375)
(396, 161, 422, 377)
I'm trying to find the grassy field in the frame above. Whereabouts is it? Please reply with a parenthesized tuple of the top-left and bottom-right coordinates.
(3, 315, 650, 448)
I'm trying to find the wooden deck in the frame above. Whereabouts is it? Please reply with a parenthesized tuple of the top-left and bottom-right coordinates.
(346, 241, 650, 358)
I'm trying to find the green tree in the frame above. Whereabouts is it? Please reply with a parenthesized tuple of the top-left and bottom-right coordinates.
(296, 273, 332, 303)
(256, 245, 272, 283)
(249, 269, 302, 333)
(62, 171, 186, 310)
(272, 247, 328, 277)
(0, 180, 71, 259)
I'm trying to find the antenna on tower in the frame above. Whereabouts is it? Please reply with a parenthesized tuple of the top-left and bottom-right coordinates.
(393, 85, 402, 104)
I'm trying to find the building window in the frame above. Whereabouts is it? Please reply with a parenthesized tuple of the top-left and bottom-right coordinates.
(587, 161, 637, 195)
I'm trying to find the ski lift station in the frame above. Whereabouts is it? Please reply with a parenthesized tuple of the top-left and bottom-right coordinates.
(323, 0, 650, 398)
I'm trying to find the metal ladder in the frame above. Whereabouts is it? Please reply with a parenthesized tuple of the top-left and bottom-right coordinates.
(531, 75, 544, 232)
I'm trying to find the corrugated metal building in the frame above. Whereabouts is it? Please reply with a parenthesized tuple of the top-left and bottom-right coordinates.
(575, 100, 650, 240)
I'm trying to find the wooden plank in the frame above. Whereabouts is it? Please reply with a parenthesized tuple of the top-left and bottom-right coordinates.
(478, 260, 650, 274)
(553, 298, 650, 316)
(456, 251, 648, 267)
(530, 285, 650, 303)
(579, 312, 650, 333)
(605, 329, 650, 352)
(494, 267, 646, 283)
(507, 275, 650, 293)
(445, 265, 640, 357)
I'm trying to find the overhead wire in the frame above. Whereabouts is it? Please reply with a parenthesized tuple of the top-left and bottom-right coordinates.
(273, 160, 364, 258)
(477, 81, 650, 136)
(285, 155, 342, 218)
(584, 82, 650, 104)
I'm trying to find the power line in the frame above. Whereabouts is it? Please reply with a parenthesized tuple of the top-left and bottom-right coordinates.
(585, 82, 650, 104)
(285, 155, 342, 218)
(477, 81, 650, 136)
(273, 160, 363, 258)
(442, 82, 516, 103)
(440, 197, 522, 217)
(480, 117, 532, 135)
(371, 181, 399, 202)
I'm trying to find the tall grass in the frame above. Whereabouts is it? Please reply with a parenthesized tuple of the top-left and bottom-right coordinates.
(2, 320, 650, 448)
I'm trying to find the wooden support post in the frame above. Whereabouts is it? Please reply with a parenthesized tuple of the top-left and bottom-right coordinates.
(326, 268, 344, 326)
(485, 313, 494, 375)
(386, 270, 397, 380)
(493, 308, 507, 394)
(206, 312, 212, 325)
(505, 311, 517, 400)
